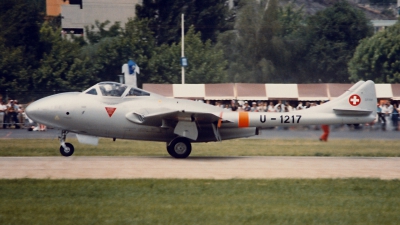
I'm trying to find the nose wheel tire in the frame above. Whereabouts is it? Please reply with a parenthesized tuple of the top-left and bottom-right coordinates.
(167, 137, 192, 158)
(60, 143, 75, 157)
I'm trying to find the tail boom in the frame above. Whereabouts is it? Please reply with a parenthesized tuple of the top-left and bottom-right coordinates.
(220, 80, 377, 128)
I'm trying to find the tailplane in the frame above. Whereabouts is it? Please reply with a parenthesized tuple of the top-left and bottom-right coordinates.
(306, 80, 377, 118)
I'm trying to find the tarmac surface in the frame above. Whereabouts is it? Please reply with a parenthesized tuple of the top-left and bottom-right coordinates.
(0, 125, 399, 140)
(1, 156, 400, 180)
(0, 127, 399, 180)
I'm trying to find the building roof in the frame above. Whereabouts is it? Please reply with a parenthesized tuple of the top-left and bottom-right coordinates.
(375, 84, 393, 98)
(236, 83, 267, 100)
(142, 83, 400, 101)
(173, 84, 205, 99)
(297, 84, 328, 101)
(391, 84, 400, 100)
(266, 84, 298, 100)
(205, 83, 235, 100)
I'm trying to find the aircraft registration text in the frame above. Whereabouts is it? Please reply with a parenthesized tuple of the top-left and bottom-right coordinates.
(260, 115, 302, 124)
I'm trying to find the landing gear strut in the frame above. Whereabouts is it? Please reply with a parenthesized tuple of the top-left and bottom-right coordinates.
(59, 130, 74, 157)
(167, 137, 192, 158)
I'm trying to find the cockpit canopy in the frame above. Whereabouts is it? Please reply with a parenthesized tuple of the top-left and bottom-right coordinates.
(83, 82, 150, 98)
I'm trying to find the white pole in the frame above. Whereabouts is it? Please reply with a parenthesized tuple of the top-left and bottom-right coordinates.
(398, 0, 400, 16)
(181, 14, 185, 84)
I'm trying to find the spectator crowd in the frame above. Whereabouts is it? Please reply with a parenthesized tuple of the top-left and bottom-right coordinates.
(0, 97, 23, 129)
(0, 96, 46, 131)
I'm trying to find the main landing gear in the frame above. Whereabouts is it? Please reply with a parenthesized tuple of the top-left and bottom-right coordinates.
(167, 137, 192, 158)
(59, 130, 74, 157)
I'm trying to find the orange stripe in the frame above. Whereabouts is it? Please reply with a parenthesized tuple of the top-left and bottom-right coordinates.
(238, 112, 249, 127)
(217, 111, 223, 128)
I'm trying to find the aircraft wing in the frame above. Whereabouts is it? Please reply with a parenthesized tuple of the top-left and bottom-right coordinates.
(125, 109, 221, 125)
(125, 108, 229, 141)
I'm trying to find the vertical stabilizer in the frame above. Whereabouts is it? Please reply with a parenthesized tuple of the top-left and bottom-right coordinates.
(305, 80, 376, 117)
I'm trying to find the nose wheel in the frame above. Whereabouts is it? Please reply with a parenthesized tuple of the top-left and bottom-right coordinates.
(60, 143, 74, 156)
(167, 137, 192, 158)
(59, 130, 75, 157)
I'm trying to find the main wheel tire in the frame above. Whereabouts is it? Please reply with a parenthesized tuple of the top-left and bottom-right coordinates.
(167, 137, 192, 158)
(60, 143, 74, 157)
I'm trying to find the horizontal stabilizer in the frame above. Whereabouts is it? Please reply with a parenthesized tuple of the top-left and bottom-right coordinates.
(333, 108, 372, 116)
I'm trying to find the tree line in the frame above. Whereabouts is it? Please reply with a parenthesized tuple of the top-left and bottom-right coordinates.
(1, 0, 399, 101)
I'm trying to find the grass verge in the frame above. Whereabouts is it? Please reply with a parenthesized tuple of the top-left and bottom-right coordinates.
(0, 179, 399, 225)
(0, 138, 399, 157)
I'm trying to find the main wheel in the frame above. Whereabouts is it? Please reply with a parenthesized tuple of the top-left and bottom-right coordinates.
(167, 137, 192, 158)
(60, 143, 74, 157)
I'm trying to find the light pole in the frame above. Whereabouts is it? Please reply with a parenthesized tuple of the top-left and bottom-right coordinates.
(181, 14, 187, 84)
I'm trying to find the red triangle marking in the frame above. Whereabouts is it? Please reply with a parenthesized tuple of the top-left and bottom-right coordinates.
(105, 107, 117, 117)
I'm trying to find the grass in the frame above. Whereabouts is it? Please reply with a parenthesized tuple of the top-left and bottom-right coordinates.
(0, 179, 399, 224)
(0, 138, 400, 157)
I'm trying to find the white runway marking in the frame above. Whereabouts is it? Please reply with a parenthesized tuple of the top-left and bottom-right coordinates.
(1, 156, 400, 179)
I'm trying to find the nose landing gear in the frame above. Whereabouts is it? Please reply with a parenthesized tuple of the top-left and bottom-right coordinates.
(59, 130, 74, 157)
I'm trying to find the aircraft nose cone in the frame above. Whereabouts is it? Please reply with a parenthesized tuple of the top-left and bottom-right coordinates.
(25, 100, 43, 122)
(25, 92, 78, 126)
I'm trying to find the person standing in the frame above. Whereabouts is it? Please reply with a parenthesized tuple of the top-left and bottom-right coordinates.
(243, 101, 251, 111)
(377, 102, 386, 130)
(7, 100, 20, 129)
(319, 125, 330, 141)
(274, 100, 284, 112)
(391, 103, 399, 131)
(258, 102, 268, 112)
(251, 102, 259, 112)
(267, 102, 275, 112)
(0, 98, 6, 129)
(230, 100, 238, 111)
(381, 101, 392, 129)
(319, 101, 330, 141)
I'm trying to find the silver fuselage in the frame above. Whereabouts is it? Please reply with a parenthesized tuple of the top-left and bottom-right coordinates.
(25, 80, 377, 143)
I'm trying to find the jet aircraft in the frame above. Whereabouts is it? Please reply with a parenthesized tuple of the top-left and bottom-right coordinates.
(25, 80, 377, 158)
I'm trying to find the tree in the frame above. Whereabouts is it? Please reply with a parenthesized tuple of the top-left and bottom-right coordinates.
(348, 22, 400, 83)
(147, 26, 227, 84)
(301, 0, 373, 83)
(0, 0, 44, 59)
(85, 20, 123, 45)
(122, 19, 156, 86)
(0, 0, 45, 93)
(0, 37, 30, 93)
(136, 0, 230, 45)
(184, 0, 231, 43)
(217, 0, 305, 83)
(33, 23, 98, 91)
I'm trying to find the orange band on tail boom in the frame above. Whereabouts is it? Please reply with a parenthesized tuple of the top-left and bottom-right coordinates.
(218, 111, 223, 128)
(238, 112, 249, 127)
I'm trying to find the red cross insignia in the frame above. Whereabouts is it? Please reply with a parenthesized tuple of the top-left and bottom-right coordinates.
(348, 94, 361, 106)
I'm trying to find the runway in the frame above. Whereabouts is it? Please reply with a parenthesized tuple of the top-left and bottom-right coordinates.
(1, 126, 399, 140)
(1, 156, 400, 179)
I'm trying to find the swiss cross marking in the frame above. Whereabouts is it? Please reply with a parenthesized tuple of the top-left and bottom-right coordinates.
(105, 107, 117, 117)
(348, 94, 361, 106)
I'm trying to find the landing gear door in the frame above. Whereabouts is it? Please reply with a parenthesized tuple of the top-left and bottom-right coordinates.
(174, 121, 198, 141)
(211, 123, 222, 142)
(76, 134, 99, 146)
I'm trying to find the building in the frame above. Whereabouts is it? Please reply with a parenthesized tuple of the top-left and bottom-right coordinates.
(143, 83, 400, 102)
(371, 20, 397, 33)
(46, 0, 141, 35)
(47, 0, 69, 16)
